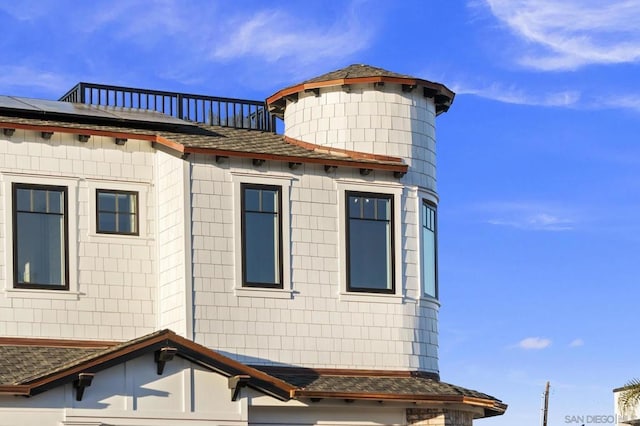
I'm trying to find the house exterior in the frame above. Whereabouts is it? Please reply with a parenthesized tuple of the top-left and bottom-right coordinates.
(614, 386, 640, 425)
(0, 64, 505, 425)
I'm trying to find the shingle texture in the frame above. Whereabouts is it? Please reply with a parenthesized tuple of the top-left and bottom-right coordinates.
(0, 115, 404, 167)
(260, 369, 500, 401)
(303, 64, 417, 83)
(0, 332, 504, 417)
(0, 345, 105, 384)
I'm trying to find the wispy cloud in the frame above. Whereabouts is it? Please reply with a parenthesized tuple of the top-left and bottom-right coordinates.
(478, 201, 576, 231)
(453, 81, 580, 107)
(516, 337, 552, 350)
(601, 94, 640, 113)
(480, 0, 640, 70)
(211, 7, 374, 67)
(569, 338, 584, 347)
(0, 66, 71, 95)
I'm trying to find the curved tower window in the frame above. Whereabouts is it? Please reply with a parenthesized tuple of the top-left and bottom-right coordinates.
(422, 200, 438, 298)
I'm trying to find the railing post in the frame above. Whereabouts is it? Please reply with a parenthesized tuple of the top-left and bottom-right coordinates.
(79, 83, 86, 104)
(177, 94, 183, 119)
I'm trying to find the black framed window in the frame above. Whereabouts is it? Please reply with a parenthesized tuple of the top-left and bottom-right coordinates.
(96, 190, 139, 235)
(422, 200, 438, 298)
(346, 191, 394, 293)
(13, 183, 68, 290)
(241, 184, 282, 288)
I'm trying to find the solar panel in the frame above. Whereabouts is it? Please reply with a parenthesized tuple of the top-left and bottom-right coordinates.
(0, 95, 195, 127)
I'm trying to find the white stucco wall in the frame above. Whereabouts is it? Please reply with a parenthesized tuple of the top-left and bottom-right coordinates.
(0, 129, 156, 340)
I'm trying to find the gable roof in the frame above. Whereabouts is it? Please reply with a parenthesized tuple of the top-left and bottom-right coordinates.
(0, 329, 293, 400)
(0, 109, 407, 174)
(0, 331, 506, 418)
(267, 64, 455, 117)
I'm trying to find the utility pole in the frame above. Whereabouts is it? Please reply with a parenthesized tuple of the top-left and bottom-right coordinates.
(542, 381, 550, 426)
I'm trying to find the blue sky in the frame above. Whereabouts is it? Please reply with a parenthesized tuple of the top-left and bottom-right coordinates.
(1, 1, 639, 424)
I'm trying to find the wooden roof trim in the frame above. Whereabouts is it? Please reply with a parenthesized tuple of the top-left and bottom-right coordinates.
(0, 120, 404, 172)
(0, 121, 158, 143)
(166, 333, 295, 397)
(283, 136, 403, 163)
(0, 385, 30, 396)
(184, 147, 408, 172)
(22, 331, 174, 390)
(292, 390, 506, 413)
(267, 76, 455, 106)
(0, 336, 118, 348)
(11, 330, 294, 400)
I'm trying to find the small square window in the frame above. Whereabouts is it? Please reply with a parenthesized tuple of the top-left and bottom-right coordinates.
(96, 190, 139, 235)
(346, 191, 394, 293)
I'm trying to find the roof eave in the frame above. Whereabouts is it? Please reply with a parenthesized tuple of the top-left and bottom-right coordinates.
(267, 76, 455, 118)
(292, 390, 507, 417)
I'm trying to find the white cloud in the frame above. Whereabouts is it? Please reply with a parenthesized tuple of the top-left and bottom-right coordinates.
(517, 337, 552, 350)
(569, 338, 584, 347)
(453, 81, 580, 107)
(211, 7, 374, 66)
(481, 0, 640, 70)
(0, 66, 71, 96)
(479, 201, 575, 231)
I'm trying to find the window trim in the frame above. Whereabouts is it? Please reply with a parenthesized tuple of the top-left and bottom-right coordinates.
(95, 189, 139, 236)
(231, 171, 292, 297)
(345, 190, 395, 294)
(421, 199, 438, 299)
(240, 183, 283, 289)
(12, 182, 70, 290)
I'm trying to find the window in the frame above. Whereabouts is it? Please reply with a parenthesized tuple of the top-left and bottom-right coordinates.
(346, 191, 394, 293)
(96, 190, 138, 235)
(241, 184, 282, 288)
(13, 183, 68, 289)
(422, 201, 438, 298)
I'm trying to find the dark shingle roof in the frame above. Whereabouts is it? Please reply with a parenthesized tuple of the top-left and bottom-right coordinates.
(278, 373, 496, 399)
(267, 63, 455, 117)
(303, 64, 416, 84)
(0, 345, 104, 384)
(253, 367, 507, 417)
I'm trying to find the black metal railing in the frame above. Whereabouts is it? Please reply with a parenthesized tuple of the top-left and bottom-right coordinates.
(59, 82, 276, 132)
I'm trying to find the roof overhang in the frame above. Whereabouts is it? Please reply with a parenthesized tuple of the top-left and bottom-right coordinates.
(267, 76, 455, 118)
(0, 120, 407, 175)
(0, 330, 294, 401)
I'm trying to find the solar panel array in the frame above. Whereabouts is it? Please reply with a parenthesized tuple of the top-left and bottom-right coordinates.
(0, 95, 194, 127)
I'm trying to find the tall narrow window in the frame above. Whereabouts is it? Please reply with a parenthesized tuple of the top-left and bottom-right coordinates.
(422, 201, 438, 298)
(346, 192, 394, 293)
(96, 190, 138, 235)
(13, 183, 68, 289)
(241, 184, 282, 288)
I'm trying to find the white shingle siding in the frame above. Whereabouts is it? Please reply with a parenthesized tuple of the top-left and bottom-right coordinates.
(0, 130, 156, 340)
(189, 157, 439, 372)
(0, 80, 441, 372)
(156, 149, 192, 336)
(284, 84, 438, 191)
